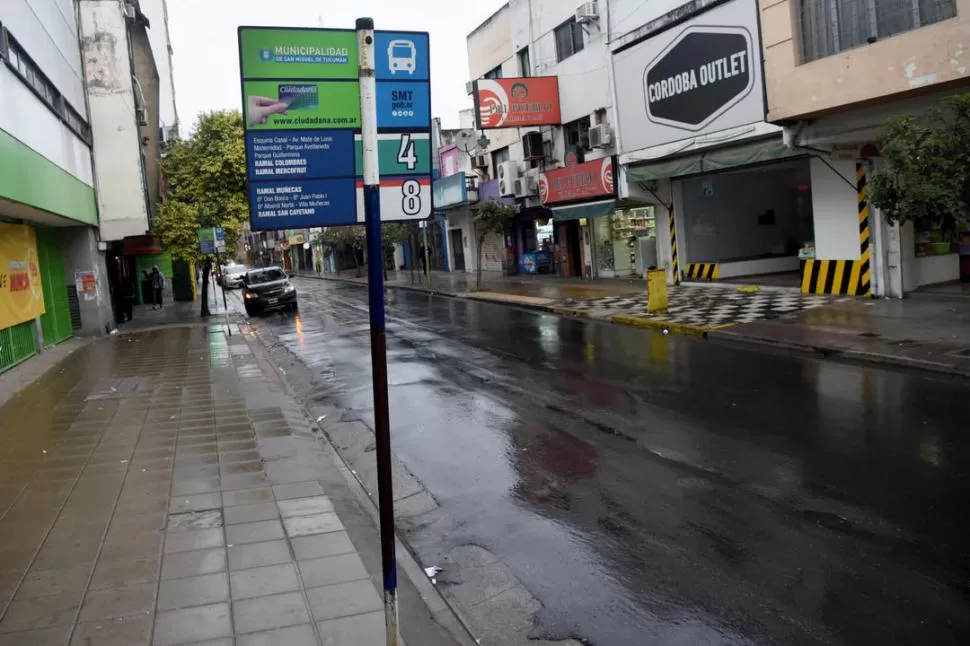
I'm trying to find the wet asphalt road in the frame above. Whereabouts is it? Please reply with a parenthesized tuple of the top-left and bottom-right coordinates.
(250, 278, 970, 646)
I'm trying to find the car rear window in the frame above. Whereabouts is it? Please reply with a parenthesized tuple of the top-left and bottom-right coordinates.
(247, 269, 286, 284)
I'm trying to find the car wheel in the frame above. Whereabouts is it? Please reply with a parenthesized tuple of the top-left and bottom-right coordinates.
(245, 305, 255, 317)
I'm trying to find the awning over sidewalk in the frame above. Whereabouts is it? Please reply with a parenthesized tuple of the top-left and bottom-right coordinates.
(626, 138, 802, 182)
(550, 200, 616, 222)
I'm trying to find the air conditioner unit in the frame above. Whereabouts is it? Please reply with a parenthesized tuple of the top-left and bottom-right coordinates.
(576, 1, 599, 24)
(522, 132, 544, 160)
(589, 123, 613, 149)
(136, 108, 148, 126)
(497, 161, 521, 197)
(465, 81, 476, 95)
(515, 175, 537, 198)
(122, 1, 137, 20)
(471, 153, 489, 170)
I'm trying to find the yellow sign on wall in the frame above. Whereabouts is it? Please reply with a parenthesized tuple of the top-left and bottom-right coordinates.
(0, 223, 45, 330)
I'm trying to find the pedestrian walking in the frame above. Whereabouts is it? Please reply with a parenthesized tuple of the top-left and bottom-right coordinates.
(151, 266, 164, 309)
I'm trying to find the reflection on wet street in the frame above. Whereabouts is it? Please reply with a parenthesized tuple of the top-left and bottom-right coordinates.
(253, 278, 970, 646)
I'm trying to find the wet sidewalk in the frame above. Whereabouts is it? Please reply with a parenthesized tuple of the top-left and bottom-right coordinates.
(304, 269, 646, 304)
(710, 290, 970, 376)
(0, 325, 390, 645)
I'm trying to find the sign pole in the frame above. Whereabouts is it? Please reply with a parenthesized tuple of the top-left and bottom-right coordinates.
(357, 17, 400, 646)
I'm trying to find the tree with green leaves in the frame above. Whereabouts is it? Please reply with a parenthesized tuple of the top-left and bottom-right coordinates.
(154, 110, 249, 315)
(472, 201, 517, 290)
(870, 94, 970, 237)
(315, 224, 406, 277)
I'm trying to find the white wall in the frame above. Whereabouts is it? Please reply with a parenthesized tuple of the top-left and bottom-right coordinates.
(81, 1, 150, 241)
(2, 0, 87, 114)
(609, 0, 690, 44)
(810, 158, 860, 260)
(139, 0, 177, 128)
(0, 67, 93, 187)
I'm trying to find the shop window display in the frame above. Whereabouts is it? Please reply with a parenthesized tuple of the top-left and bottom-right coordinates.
(595, 207, 656, 278)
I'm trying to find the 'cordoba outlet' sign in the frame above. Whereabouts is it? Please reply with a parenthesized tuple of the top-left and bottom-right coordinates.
(644, 27, 753, 130)
(612, 0, 769, 154)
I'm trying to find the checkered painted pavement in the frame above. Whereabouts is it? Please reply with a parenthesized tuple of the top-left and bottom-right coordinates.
(561, 284, 845, 329)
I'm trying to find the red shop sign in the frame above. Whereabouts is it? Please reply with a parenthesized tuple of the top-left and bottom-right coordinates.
(538, 157, 616, 206)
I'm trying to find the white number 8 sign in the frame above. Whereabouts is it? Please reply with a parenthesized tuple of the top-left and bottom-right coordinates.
(401, 180, 422, 216)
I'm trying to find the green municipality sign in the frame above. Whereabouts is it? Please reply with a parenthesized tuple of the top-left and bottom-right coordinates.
(242, 80, 361, 130)
(239, 28, 358, 79)
(239, 25, 432, 228)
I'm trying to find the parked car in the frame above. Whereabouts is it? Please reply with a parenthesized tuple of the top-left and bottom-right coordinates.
(221, 265, 249, 289)
(242, 267, 297, 316)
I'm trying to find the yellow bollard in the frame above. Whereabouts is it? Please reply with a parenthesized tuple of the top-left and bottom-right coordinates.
(647, 269, 668, 313)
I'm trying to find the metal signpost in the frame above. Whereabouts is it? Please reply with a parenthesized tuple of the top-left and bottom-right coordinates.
(238, 19, 432, 645)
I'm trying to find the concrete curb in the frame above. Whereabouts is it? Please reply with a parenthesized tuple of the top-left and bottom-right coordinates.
(708, 328, 970, 379)
(610, 313, 708, 338)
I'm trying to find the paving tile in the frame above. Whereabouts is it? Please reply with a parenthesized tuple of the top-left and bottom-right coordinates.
(299, 553, 369, 589)
(167, 509, 223, 531)
(99, 532, 163, 561)
(157, 572, 229, 611)
(228, 540, 292, 571)
(278, 496, 334, 518)
(307, 580, 382, 622)
(232, 591, 310, 635)
(171, 476, 221, 496)
(17, 565, 90, 599)
(230, 563, 300, 600)
(221, 473, 270, 491)
(283, 513, 344, 538)
(226, 520, 285, 545)
(291, 532, 356, 561)
(164, 527, 224, 554)
(317, 610, 385, 646)
(78, 582, 155, 622)
(0, 590, 81, 632)
(89, 557, 159, 589)
(70, 615, 151, 645)
(0, 625, 72, 646)
(222, 487, 274, 507)
(169, 492, 222, 514)
(161, 548, 227, 580)
(237, 624, 318, 646)
(152, 602, 232, 646)
(224, 502, 279, 525)
(273, 481, 324, 500)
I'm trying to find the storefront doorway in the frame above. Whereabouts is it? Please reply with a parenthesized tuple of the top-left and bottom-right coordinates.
(677, 158, 814, 284)
(592, 206, 657, 278)
(449, 229, 466, 272)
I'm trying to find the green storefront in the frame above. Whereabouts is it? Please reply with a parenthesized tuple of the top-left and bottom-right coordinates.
(0, 129, 99, 373)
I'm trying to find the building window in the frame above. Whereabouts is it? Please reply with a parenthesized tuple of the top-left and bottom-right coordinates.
(483, 65, 503, 80)
(1, 28, 92, 144)
(518, 47, 531, 77)
(491, 146, 510, 179)
(799, 0, 957, 63)
(564, 116, 592, 151)
(555, 18, 585, 62)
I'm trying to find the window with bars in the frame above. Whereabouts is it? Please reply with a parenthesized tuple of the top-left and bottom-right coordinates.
(799, 0, 957, 62)
(1, 28, 92, 144)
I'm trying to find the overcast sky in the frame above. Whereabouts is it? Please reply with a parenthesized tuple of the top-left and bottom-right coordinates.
(166, 0, 505, 131)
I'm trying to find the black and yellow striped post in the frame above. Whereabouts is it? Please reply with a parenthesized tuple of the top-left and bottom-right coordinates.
(669, 209, 680, 285)
(856, 164, 872, 296)
(685, 263, 720, 281)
